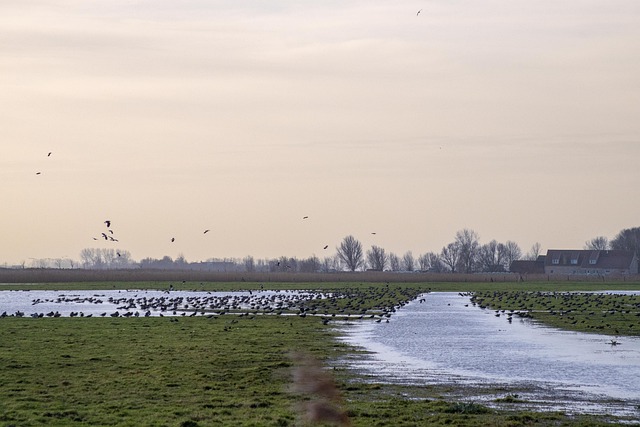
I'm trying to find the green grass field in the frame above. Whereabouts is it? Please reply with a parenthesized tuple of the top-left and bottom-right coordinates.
(1, 280, 639, 426)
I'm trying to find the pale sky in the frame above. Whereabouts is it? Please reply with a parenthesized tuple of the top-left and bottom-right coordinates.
(1, 0, 640, 265)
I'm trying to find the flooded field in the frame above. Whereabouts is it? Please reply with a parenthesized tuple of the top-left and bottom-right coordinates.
(338, 292, 640, 420)
(3, 288, 640, 420)
(0, 289, 319, 317)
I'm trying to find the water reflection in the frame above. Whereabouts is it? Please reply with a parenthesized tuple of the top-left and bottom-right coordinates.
(339, 292, 640, 419)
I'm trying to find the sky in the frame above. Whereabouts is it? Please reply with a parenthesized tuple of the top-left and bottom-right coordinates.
(1, 0, 640, 266)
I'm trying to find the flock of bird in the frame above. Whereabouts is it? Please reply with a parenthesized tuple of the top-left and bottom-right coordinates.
(35, 150, 383, 255)
(0, 286, 424, 321)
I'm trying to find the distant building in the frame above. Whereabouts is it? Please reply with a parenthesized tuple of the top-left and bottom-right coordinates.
(543, 249, 638, 276)
(509, 255, 546, 275)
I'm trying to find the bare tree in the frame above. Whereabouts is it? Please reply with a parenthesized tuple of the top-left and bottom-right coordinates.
(388, 252, 401, 271)
(611, 227, 640, 256)
(502, 240, 522, 269)
(300, 256, 321, 273)
(426, 252, 445, 273)
(476, 240, 506, 272)
(331, 254, 344, 272)
(455, 228, 480, 273)
(525, 242, 542, 260)
(243, 255, 256, 272)
(320, 257, 333, 273)
(366, 245, 388, 271)
(337, 235, 364, 271)
(585, 236, 610, 251)
(418, 253, 430, 271)
(402, 251, 415, 271)
(441, 242, 461, 273)
(80, 248, 102, 269)
(112, 250, 134, 268)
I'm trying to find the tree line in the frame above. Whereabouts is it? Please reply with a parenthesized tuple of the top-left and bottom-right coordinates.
(12, 227, 640, 273)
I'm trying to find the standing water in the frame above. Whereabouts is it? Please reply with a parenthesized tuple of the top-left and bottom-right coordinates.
(339, 292, 640, 419)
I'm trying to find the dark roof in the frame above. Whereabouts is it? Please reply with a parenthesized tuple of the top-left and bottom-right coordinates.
(510, 259, 545, 274)
(544, 250, 635, 270)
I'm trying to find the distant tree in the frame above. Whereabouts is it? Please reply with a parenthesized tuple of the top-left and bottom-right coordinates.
(366, 245, 388, 271)
(502, 240, 522, 269)
(388, 252, 401, 271)
(175, 254, 188, 268)
(418, 253, 430, 271)
(337, 235, 364, 271)
(320, 257, 333, 273)
(441, 242, 461, 273)
(476, 240, 506, 272)
(256, 259, 268, 272)
(80, 248, 96, 268)
(525, 242, 542, 260)
(455, 229, 480, 273)
(300, 256, 321, 273)
(243, 255, 256, 273)
(331, 254, 344, 272)
(611, 227, 640, 256)
(418, 252, 443, 272)
(112, 250, 134, 268)
(402, 251, 415, 271)
(32, 258, 50, 268)
(427, 252, 445, 273)
(584, 236, 609, 251)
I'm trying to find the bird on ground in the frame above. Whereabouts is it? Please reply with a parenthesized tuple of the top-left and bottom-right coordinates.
(105, 220, 111, 227)
(117, 252, 121, 257)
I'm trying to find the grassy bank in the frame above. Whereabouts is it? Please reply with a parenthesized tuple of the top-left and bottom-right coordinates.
(0, 315, 628, 426)
(471, 290, 640, 337)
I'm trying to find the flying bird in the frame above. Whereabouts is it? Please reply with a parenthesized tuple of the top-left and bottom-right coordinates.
(117, 252, 121, 257)
(204, 229, 210, 234)
(371, 232, 377, 235)
(171, 237, 175, 243)
(302, 216, 309, 219)
(417, 9, 422, 16)
(47, 152, 52, 157)
(104, 220, 111, 228)
(36, 172, 41, 175)
(323, 245, 329, 250)
(108, 236, 118, 242)
(101, 233, 108, 240)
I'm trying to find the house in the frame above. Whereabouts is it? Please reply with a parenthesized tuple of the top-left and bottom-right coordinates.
(509, 255, 546, 275)
(544, 249, 638, 276)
